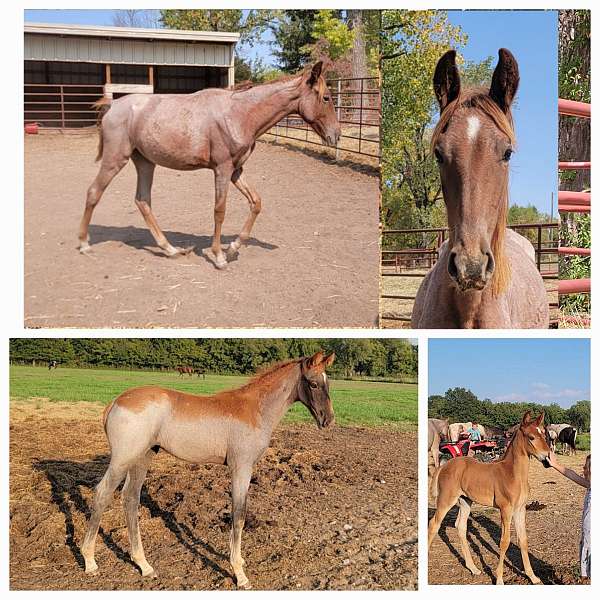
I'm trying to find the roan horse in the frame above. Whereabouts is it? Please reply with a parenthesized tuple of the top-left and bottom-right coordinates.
(78, 62, 341, 269)
(429, 411, 551, 584)
(412, 49, 549, 328)
(80, 351, 335, 588)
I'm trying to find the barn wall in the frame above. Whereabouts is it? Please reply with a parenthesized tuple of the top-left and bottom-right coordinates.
(25, 33, 234, 68)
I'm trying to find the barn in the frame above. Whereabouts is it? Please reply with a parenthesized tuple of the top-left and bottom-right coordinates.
(24, 22, 239, 129)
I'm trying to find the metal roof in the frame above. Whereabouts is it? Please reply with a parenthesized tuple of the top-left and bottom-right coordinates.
(24, 22, 240, 44)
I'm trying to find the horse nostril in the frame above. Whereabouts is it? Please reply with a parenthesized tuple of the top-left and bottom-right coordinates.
(448, 252, 459, 280)
(485, 251, 495, 276)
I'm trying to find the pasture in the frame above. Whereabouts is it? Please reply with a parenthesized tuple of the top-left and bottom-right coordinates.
(428, 449, 590, 584)
(9, 366, 417, 590)
(24, 133, 379, 328)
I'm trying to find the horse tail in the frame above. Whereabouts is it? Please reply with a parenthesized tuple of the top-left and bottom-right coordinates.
(102, 399, 115, 435)
(91, 97, 112, 162)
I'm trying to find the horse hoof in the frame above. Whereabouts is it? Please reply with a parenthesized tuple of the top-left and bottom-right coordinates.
(237, 578, 251, 590)
(530, 576, 542, 585)
(84, 559, 98, 574)
(166, 246, 194, 258)
(79, 243, 92, 255)
(214, 258, 228, 270)
(140, 565, 156, 578)
(496, 579, 504, 586)
(469, 567, 481, 576)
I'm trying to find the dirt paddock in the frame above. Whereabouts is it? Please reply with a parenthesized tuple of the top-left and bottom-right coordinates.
(428, 454, 589, 585)
(9, 401, 417, 590)
(24, 133, 379, 328)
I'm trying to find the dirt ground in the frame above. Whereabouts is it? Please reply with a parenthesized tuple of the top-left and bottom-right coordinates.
(9, 401, 417, 590)
(428, 454, 589, 585)
(24, 133, 379, 328)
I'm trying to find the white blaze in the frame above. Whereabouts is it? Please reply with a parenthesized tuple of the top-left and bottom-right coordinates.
(467, 115, 481, 142)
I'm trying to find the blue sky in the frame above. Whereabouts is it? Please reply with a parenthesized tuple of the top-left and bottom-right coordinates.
(448, 10, 558, 216)
(429, 338, 590, 408)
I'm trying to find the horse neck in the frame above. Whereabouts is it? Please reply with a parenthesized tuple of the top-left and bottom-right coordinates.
(233, 77, 304, 140)
(255, 363, 301, 434)
(502, 428, 531, 475)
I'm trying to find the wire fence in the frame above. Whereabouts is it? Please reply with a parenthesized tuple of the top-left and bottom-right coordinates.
(264, 76, 380, 160)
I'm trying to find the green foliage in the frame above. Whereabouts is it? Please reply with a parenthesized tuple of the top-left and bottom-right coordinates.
(560, 213, 591, 314)
(270, 10, 319, 72)
(429, 388, 590, 432)
(9, 339, 418, 381)
(381, 11, 470, 235)
(558, 10, 590, 103)
(9, 366, 417, 429)
(306, 9, 355, 61)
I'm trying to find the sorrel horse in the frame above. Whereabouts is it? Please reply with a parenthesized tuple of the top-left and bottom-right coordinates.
(78, 62, 341, 269)
(80, 351, 335, 589)
(429, 411, 551, 585)
(412, 49, 549, 328)
(176, 365, 194, 377)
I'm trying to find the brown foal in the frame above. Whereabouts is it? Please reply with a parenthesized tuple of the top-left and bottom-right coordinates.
(78, 62, 341, 269)
(412, 49, 549, 328)
(80, 351, 335, 589)
(429, 411, 551, 584)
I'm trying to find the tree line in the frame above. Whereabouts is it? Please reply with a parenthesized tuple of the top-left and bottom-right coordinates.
(429, 388, 590, 433)
(113, 9, 380, 81)
(10, 338, 417, 381)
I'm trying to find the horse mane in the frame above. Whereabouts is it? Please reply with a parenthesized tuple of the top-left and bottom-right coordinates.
(431, 88, 514, 296)
(240, 358, 303, 393)
(232, 65, 327, 101)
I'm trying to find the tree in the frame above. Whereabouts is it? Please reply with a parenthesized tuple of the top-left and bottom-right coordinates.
(566, 400, 591, 432)
(270, 10, 319, 72)
(113, 10, 158, 28)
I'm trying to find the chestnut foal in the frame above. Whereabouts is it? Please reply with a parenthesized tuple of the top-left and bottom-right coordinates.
(429, 411, 551, 584)
(80, 351, 335, 589)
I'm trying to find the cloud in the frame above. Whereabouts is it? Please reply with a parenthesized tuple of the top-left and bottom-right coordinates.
(492, 382, 589, 405)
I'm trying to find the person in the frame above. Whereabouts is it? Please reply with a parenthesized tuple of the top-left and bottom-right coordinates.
(548, 452, 591, 580)
(466, 422, 482, 442)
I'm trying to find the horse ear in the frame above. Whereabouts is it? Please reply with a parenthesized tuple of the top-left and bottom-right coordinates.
(307, 61, 323, 87)
(433, 49, 461, 112)
(307, 351, 324, 368)
(521, 411, 532, 426)
(323, 352, 335, 368)
(535, 411, 545, 426)
(489, 48, 519, 113)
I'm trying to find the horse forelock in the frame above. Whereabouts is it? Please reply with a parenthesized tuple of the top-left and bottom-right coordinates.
(431, 88, 514, 297)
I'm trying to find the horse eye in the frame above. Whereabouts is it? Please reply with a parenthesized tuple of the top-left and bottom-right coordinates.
(434, 148, 444, 164)
(323, 95, 331, 102)
(309, 381, 318, 389)
(528, 435, 535, 441)
(503, 148, 513, 162)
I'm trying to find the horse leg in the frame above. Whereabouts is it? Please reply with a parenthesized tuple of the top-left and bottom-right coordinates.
(428, 488, 459, 549)
(495, 506, 513, 585)
(122, 450, 156, 577)
(80, 461, 128, 573)
(208, 166, 234, 269)
(455, 496, 480, 575)
(514, 505, 541, 584)
(79, 122, 134, 254)
(229, 464, 253, 589)
(226, 168, 262, 261)
(131, 151, 193, 258)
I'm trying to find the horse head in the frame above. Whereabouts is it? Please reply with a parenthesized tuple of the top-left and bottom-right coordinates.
(519, 411, 551, 466)
(298, 62, 341, 147)
(432, 48, 519, 295)
(298, 351, 336, 429)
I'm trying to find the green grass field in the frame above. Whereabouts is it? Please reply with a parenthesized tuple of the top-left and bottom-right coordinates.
(9, 365, 417, 429)
(577, 432, 591, 451)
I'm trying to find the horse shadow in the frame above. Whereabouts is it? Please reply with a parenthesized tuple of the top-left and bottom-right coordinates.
(260, 138, 379, 177)
(32, 457, 232, 582)
(87, 224, 278, 264)
(429, 506, 561, 584)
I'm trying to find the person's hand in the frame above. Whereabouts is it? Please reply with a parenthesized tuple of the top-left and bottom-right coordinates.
(548, 451, 559, 469)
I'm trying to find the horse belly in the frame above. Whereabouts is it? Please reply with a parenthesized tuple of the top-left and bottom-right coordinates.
(157, 418, 229, 464)
(132, 99, 212, 170)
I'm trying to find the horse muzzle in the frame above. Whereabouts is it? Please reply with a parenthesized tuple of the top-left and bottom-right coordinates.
(448, 247, 495, 291)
